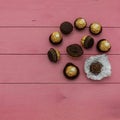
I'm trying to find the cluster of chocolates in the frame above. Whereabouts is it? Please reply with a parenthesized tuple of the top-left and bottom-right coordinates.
(47, 17, 111, 80)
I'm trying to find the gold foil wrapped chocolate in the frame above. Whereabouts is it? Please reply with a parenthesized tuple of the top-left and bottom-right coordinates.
(63, 63, 79, 80)
(74, 18, 87, 30)
(97, 39, 111, 52)
(89, 23, 102, 35)
(49, 32, 63, 45)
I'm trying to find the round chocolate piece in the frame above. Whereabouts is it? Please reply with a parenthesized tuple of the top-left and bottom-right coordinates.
(97, 39, 111, 52)
(81, 35, 94, 49)
(49, 32, 63, 45)
(66, 44, 83, 57)
(63, 63, 79, 80)
(90, 62, 103, 75)
(60, 21, 73, 34)
(48, 48, 60, 63)
(74, 17, 87, 30)
(89, 23, 102, 35)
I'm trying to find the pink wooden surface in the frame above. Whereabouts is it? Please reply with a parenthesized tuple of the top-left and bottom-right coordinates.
(0, 84, 120, 120)
(0, 28, 119, 54)
(0, 55, 118, 83)
(0, 0, 119, 27)
(0, 0, 120, 119)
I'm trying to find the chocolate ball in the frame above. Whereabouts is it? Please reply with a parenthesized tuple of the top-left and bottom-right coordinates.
(60, 21, 73, 34)
(89, 23, 102, 35)
(90, 62, 103, 75)
(63, 63, 79, 80)
(81, 35, 94, 49)
(74, 17, 87, 30)
(97, 39, 111, 52)
(48, 48, 60, 63)
(66, 44, 83, 57)
(49, 32, 63, 45)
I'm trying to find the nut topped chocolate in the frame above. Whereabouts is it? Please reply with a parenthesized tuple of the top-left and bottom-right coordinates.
(74, 17, 87, 30)
(66, 44, 83, 57)
(63, 63, 79, 80)
(49, 32, 63, 45)
(89, 23, 102, 35)
(84, 54, 112, 80)
(48, 48, 60, 63)
(81, 35, 94, 49)
(60, 21, 73, 34)
(97, 39, 111, 52)
(90, 62, 103, 75)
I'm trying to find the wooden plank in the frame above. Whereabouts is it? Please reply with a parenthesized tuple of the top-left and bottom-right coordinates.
(0, 28, 118, 54)
(0, 0, 119, 26)
(0, 55, 118, 83)
(0, 84, 120, 120)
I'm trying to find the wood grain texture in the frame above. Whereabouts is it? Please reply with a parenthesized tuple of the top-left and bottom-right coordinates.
(0, 84, 120, 120)
(0, 0, 119, 26)
(0, 0, 120, 119)
(0, 55, 118, 83)
(0, 28, 119, 54)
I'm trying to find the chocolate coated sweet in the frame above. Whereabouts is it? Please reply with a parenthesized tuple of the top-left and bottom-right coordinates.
(66, 44, 83, 57)
(63, 63, 79, 80)
(60, 21, 73, 34)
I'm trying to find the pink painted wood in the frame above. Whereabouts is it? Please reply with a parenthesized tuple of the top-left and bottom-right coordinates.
(0, 0, 120, 119)
(0, 84, 120, 120)
(0, 28, 119, 54)
(0, 55, 118, 83)
(0, 0, 119, 27)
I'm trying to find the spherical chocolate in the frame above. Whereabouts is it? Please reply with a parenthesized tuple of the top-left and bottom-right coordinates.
(66, 44, 83, 57)
(89, 23, 102, 35)
(49, 32, 63, 45)
(97, 39, 111, 52)
(74, 18, 87, 30)
(48, 48, 60, 63)
(63, 63, 79, 80)
(81, 35, 94, 49)
(90, 62, 103, 75)
(60, 21, 73, 34)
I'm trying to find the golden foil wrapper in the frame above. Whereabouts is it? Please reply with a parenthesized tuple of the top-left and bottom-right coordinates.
(90, 23, 102, 34)
(99, 40, 111, 52)
(75, 18, 87, 29)
(55, 49, 60, 60)
(51, 32, 62, 43)
(81, 35, 87, 46)
(65, 65, 78, 77)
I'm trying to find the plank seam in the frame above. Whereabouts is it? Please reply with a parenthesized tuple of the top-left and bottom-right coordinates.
(0, 26, 120, 28)
(0, 82, 120, 84)
(0, 53, 119, 55)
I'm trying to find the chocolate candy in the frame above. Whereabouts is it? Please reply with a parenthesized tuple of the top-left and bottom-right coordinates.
(66, 44, 83, 57)
(60, 21, 73, 34)
(48, 48, 60, 63)
(97, 39, 111, 52)
(49, 32, 63, 45)
(89, 23, 102, 35)
(81, 35, 94, 49)
(74, 17, 87, 30)
(90, 62, 103, 75)
(63, 63, 79, 80)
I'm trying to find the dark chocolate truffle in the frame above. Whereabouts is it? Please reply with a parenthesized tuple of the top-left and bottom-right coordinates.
(48, 48, 60, 63)
(49, 32, 63, 45)
(89, 23, 102, 35)
(66, 44, 83, 57)
(63, 63, 79, 80)
(90, 62, 103, 75)
(81, 35, 94, 49)
(60, 21, 73, 34)
(74, 17, 87, 30)
(97, 39, 111, 52)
